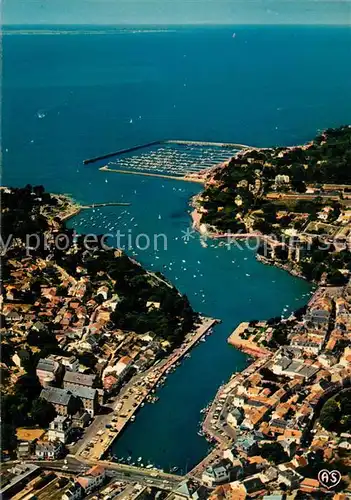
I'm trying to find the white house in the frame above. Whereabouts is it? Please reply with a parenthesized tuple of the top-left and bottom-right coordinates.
(201, 464, 230, 488)
(48, 415, 72, 444)
(35, 440, 62, 460)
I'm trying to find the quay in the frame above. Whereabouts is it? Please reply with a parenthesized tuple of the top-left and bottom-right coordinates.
(76, 317, 219, 462)
(189, 355, 272, 478)
(227, 322, 272, 358)
(60, 206, 82, 222)
(187, 447, 224, 479)
(100, 165, 205, 183)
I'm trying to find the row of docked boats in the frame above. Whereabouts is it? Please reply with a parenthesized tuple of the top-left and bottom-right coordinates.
(112, 455, 179, 473)
(107, 144, 233, 177)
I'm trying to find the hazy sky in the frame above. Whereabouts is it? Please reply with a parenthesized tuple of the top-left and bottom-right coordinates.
(2, 0, 351, 25)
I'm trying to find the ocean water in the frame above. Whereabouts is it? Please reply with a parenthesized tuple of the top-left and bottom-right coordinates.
(2, 24, 350, 469)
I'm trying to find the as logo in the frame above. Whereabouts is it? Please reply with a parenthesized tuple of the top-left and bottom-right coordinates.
(318, 469, 341, 489)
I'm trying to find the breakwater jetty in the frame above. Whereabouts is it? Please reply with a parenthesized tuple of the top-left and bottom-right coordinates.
(83, 140, 161, 165)
(60, 201, 131, 222)
(81, 202, 131, 208)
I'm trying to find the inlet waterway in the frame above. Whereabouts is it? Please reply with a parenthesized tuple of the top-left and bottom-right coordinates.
(4, 24, 349, 471)
(67, 175, 311, 471)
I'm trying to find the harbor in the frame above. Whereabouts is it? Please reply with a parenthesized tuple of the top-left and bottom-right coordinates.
(84, 139, 246, 182)
(75, 317, 219, 466)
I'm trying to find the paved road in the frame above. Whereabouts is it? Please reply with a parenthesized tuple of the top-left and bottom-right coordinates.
(31, 456, 183, 491)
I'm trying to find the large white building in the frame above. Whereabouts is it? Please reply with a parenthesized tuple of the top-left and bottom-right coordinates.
(48, 415, 72, 444)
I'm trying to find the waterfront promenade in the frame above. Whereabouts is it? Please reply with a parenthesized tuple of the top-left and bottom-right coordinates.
(75, 316, 218, 462)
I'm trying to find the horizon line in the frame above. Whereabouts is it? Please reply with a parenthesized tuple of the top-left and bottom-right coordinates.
(2, 22, 351, 27)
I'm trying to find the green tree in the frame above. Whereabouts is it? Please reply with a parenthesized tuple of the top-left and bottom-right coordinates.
(260, 442, 289, 464)
(1, 423, 17, 453)
(320, 398, 340, 431)
(30, 399, 57, 427)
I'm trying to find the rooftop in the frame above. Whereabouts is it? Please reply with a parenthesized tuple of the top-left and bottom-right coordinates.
(40, 387, 73, 406)
(63, 371, 95, 386)
(68, 385, 97, 401)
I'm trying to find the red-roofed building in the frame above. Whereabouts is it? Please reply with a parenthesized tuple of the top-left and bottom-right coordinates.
(300, 478, 320, 493)
(77, 465, 105, 494)
(115, 355, 133, 379)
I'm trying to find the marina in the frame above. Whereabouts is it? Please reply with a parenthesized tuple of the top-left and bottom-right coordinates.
(85, 140, 244, 182)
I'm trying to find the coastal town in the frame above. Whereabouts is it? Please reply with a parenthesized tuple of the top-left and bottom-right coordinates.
(187, 279, 351, 498)
(1, 126, 351, 499)
(0, 185, 210, 498)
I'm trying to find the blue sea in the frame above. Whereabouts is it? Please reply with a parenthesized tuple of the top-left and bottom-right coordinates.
(2, 24, 350, 470)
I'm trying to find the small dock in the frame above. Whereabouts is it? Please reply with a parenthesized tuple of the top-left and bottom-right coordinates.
(81, 202, 131, 208)
(83, 140, 161, 165)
